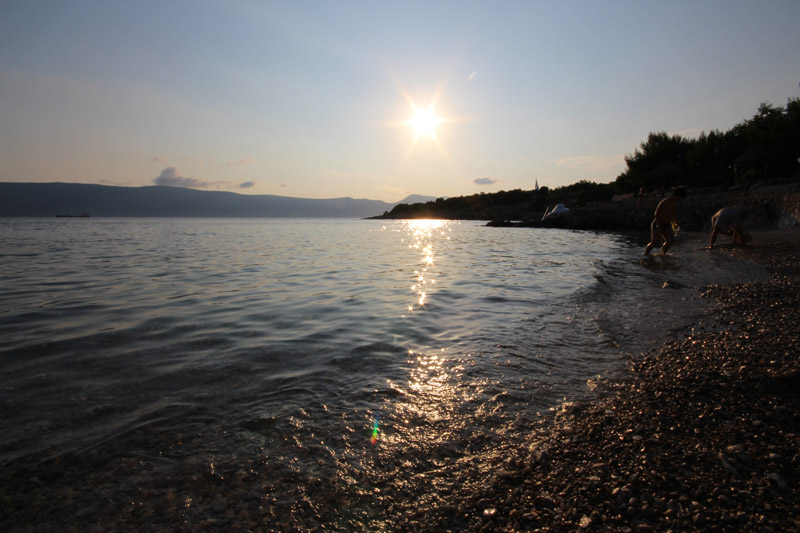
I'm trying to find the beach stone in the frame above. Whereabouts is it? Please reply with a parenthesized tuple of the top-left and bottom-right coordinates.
(766, 472, 788, 491)
(209, 496, 228, 514)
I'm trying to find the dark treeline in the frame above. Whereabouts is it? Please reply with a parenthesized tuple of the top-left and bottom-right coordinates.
(379, 96, 800, 220)
(380, 181, 615, 220)
(618, 98, 800, 193)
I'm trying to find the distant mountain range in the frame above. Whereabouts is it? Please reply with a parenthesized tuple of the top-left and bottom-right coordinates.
(0, 182, 438, 218)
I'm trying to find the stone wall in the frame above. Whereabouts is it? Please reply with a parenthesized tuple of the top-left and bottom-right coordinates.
(677, 182, 800, 231)
(541, 182, 800, 232)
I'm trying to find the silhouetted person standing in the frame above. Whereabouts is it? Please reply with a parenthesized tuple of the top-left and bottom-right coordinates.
(643, 187, 687, 256)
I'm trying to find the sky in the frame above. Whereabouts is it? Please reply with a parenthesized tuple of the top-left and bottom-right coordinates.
(1, 1, 799, 202)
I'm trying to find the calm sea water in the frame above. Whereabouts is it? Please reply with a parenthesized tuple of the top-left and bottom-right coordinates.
(0, 218, 766, 529)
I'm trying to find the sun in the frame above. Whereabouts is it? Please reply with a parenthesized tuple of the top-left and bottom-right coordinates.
(405, 104, 443, 141)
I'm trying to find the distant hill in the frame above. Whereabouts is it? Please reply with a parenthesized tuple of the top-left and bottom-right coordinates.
(0, 182, 437, 218)
(396, 194, 441, 205)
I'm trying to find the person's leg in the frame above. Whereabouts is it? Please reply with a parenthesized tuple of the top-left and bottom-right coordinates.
(660, 227, 675, 255)
(644, 220, 660, 255)
(732, 227, 744, 245)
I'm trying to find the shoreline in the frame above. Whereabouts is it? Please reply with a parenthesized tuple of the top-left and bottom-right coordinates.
(405, 228, 800, 531)
(1, 228, 797, 531)
(371, 179, 800, 234)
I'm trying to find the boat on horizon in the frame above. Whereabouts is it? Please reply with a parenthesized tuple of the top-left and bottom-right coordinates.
(55, 212, 91, 218)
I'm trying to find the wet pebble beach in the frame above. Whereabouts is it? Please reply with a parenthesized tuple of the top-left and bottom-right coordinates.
(408, 229, 800, 532)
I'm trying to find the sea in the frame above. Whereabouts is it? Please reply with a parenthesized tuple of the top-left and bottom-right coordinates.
(0, 218, 768, 530)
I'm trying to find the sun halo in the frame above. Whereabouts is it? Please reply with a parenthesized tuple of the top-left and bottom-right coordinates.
(405, 104, 443, 142)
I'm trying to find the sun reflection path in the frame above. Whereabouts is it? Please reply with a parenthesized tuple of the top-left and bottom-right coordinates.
(385, 348, 473, 446)
(401, 220, 449, 318)
(369, 219, 456, 448)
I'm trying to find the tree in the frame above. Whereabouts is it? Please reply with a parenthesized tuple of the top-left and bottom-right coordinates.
(615, 95, 800, 193)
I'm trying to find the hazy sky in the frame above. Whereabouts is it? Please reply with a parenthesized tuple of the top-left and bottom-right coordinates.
(1, 1, 799, 202)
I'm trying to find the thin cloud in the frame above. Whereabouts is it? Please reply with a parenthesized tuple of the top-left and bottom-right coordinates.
(473, 177, 501, 185)
(240, 181, 255, 189)
(99, 178, 136, 187)
(154, 167, 225, 189)
(554, 155, 624, 172)
(227, 157, 254, 168)
(675, 128, 703, 139)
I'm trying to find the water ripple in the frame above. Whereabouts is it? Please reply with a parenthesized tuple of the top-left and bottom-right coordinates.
(3, 218, 765, 528)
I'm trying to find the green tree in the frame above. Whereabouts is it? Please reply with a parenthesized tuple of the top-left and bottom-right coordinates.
(616, 132, 692, 193)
